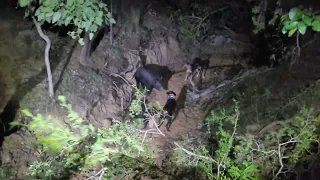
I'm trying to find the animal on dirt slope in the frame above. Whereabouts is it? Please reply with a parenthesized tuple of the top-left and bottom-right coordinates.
(134, 67, 165, 94)
(144, 64, 174, 90)
(182, 57, 210, 81)
(158, 91, 177, 131)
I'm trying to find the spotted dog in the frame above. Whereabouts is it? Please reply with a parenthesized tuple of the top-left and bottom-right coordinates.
(182, 57, 210, 81)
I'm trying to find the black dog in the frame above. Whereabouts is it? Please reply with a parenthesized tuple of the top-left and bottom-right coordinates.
(183, 57, 210, 81)
(158, 91, 177, 131)
(134, 67, 165, 95)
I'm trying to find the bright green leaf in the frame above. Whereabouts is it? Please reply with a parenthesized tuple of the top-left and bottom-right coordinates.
(89, 33, 94, 40)
(58, 95, 66, 103)
(19, 0, 31, 7)
(281, 26, 287, 34)
(90, 24, 98, 32)
(21, 109, 33, 117)
(38, 13, 45, 21)
(52, 11, 62, 23)
(280, 14, 289, 22)
(289, 7, 301, 20)
(298, 22, 307, 35)
(302, 15, 312, 26)
(64, 16, 73, 26)
(35, 9, 41, 16)
(95, 17, 103, 26)
(78, 38, 85, 45)
(288, 27, 297, 37)
(67, 0, 74, 6)
(61, 9, 67, 20)
(46, 12, 54, 18)
(312, 21, 320, 32)
(284, 21, 298, 30)
(109, 18, 116, 24)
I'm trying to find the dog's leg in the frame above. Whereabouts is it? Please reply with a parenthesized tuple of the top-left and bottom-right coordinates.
(166, 116, 173, 131)
(158, 114, 165, 128)
(184, 72, 189, 81)
(202, 69, 205, 79)
(195, 69, 200, 77)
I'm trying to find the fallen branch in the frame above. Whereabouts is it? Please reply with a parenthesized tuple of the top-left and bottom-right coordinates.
(33, 18, 54, 97)
(174, 142, 218, 164)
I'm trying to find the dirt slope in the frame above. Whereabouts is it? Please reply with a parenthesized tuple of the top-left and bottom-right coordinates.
(146, 71, 205, 168)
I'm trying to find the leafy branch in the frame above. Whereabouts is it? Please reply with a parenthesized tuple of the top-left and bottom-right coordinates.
(172, 103, 319, 180)
(11, 95, 156, 179)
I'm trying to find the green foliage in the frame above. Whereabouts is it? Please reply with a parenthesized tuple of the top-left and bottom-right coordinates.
(173, 102, 320, 180)
(0, 165, 13, 180)
(251, 5, 320, 37)
(228, 161, 258, 180)
(281, 7, 320, 37)
(12, 95, 155, 179)
(18, 0, 116, 45)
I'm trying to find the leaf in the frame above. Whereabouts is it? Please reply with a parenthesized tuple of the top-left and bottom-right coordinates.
(288, 27, 297, 37)
(302, 15, 312, 26)
(21, 109, 33, 117)
(312, 21, 320, 32)
(58, 95, 66, 103)
(78, 0, 84, 4)
(298, 22, 307, 35)
(61, 8, 67, 20)
(78, 38, 85, 45)
(252, 6, 260, 14)
(284, 21, 298, 30)
(35, 9, 41, 16)
(52, 11, 62, 23)
(281, 26, 287, 34)
(89, 33, 94, 40)
(289, 7, 301, 20)
(280, 14, 289, 22)
(64, 16, 73, 26)
(95, 17, 103, 26)
(37, 13, 45, 21)
(109, 18, 116, 24)
(67, 0, 74, 6)
(303, 9, 313, 17)
(19, 0, 31, 7)
(315, 15, 320, 22)
(46, 11, 54, 18)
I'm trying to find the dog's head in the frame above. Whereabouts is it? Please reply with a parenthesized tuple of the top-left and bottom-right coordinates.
(166, 91, 176, 100)
(182, 63, 192, 72)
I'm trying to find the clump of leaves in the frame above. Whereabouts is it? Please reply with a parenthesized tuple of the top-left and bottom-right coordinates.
(281, 7, 320, 37)
(173, 102, 319, 180)
(11, 95, 156, 179)
(173, 101, 258, 180)
(0, 165, 13, 180)
(18, 0, 116, 44)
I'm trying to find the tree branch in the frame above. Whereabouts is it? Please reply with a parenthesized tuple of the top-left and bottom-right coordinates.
(33, 18, 54, 97)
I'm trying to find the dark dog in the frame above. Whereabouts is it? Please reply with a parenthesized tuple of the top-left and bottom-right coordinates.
(144, 64, 174, 90)
(158, 91, 177, 131)
(134, 67, 165, 95)
(182, 57, 210, 81)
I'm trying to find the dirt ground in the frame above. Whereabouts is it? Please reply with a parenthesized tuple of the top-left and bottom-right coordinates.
(145, 70, 214, 168)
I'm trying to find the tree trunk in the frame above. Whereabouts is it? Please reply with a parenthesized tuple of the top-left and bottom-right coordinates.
(33, 18, 54, 97)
